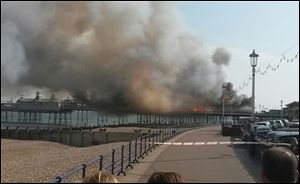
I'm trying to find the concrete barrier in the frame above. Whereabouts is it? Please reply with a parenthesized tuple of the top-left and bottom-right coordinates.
(107, 132, 140, 142)
(92, 132, 106, 144)
(1, 126, 144, 147)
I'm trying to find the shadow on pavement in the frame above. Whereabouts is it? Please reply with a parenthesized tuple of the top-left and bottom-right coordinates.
(229, 136, 261, 183)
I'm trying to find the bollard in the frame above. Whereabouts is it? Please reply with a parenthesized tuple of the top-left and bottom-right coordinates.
(111, 149, 115, 174)
(98, 155, 103, 171)
(132, 139, 139, 163)
(126, 142, 134, 169)
(82, 164, 87, 179)
(117, 145, 126, 176)
(55, 176, 62, 183)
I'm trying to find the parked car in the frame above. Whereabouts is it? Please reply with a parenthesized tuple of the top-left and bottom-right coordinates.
(273, 120, 285, 128)
(255, 126, 272, 138)
(277, 127, 299, 132)
(254, 121, 271, 127)
(255, 126, 272, 134)
(268, 120, 275, 125)
(281, 119, 289, 127)
(286, 121, 299, 128)
(252, 121, 271, 132)
(266, 131, 286, 142)
(268, 120, 279, 130)
(273, 132, 299, 144)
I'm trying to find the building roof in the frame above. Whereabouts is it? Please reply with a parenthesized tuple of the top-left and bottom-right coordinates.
(17, 98, 38, 102)
(17, 98, 59, 103)
(39, 99, 59, 103)
(286, 101, 299, 107)
(63, 99, 76, 103)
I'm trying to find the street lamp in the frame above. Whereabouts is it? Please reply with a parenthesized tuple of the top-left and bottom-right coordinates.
(249, 49, 259, 122)
(222, 84, 226, 125)
(280, 100, 283, 119)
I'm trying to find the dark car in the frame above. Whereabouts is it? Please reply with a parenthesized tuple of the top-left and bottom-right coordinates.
(273, 132, 299, 144)
(286, 122, 299, 128)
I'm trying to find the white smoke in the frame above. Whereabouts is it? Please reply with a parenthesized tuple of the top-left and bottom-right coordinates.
(1, 19, 27, 84)
(1, 2, 249, 112)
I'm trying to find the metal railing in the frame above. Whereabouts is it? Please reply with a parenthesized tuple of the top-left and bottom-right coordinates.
(50, 123, 215, 183)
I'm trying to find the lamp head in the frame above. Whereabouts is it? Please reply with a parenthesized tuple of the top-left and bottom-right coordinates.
(249, 49, 259, 67)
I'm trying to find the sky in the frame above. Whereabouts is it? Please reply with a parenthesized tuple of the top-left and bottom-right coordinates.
(179, 1, 299, 110)
(1, 1, 299, 112)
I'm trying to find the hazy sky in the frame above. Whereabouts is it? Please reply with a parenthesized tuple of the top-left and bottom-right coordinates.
(179, 1, 299, 110)
(1, 1, 299, 112)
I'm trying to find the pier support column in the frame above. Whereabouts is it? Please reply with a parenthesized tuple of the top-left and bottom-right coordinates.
(64, 113, 67, 124)
(76, 110, 79, 127)
(97, 112, 100, 126)
(48, 113, 51, 124)
(69, 113, 72, 125)
(54, 113, 57, 124)
(81, 110, 84, 127)
(86, 110, 88, 126)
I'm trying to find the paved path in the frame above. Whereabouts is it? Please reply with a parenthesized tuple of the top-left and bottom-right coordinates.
(118, 126, 258, 183)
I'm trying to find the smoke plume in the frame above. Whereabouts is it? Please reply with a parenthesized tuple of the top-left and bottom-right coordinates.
(1, 2, 250, 113)
(212, 47, 230, 66)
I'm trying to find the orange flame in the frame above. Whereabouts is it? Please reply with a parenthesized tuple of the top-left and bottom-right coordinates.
(192, 106, 212, 112)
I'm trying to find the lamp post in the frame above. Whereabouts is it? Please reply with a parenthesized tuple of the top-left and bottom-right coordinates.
(280, 100, 283, 119)
(222, 84, 226, 125)
(249, 49, 259, 122)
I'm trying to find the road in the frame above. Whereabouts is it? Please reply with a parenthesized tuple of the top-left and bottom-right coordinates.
(119, 126, 261, 183)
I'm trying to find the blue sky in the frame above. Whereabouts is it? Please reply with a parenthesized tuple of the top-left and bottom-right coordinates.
(179, 1, 299, 110)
